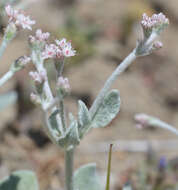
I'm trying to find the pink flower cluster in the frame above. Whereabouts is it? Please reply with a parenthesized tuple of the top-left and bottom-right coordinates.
(141, 13, 169, 29)
(57, 76, 70, 92)
(5, 5, 35, 30)
(42, 38, 76, 60)
(30, 29, 50, 43)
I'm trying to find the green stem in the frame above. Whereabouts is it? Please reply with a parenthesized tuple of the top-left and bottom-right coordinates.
(55, 58, 65, 77)
(65, 148, 74, 190)
(105, 144, 113, 190)
(60, 99, 66, 131)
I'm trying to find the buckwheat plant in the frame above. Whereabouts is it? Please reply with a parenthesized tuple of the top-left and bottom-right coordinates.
(0, 5, 169, 190)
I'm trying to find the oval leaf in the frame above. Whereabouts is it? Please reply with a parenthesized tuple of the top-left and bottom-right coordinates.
(0, 170, 39, 190)
(91, 89, 120, 128)
(74, 163, 102, 190)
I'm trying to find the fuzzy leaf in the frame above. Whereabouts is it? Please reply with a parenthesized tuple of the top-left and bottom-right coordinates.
(0, 170, 39, 190)
(58, 119, 80, 149)
(92, 89, 120, 128)
(78, 100, 91, 138)
(48, 109, 63, 136)
(0, 91, 17, 111)
(122, 184, 132, 190)
(74, 163, 102, 190)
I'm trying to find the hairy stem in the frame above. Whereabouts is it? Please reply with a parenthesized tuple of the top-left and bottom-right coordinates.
(0, 70, 14, 87)
(32, 52, 64, 135)
(60, 100, 66, 131)
(148, 115, 178, 136)
(89, 49, 136, 118)
(65, 148, 74, 190)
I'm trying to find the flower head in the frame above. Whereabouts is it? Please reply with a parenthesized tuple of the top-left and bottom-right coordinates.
(41, 38, 76, 60)
(56, 38, 76, 57)
(5, 5, 35, 30)
(5, 5, 18, 21)
(141, 13, 169, 35)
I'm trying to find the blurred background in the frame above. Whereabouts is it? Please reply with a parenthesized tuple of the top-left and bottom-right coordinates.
(0, 0, 178, 189)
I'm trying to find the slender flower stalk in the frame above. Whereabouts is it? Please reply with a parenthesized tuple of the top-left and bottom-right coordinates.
(135, 113, 178, 136)
(89, 50, 136, 118)
(65, 148, 74, 190)
(89, 12, 169, 119)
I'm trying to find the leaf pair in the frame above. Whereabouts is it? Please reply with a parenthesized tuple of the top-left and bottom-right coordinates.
(48, 89, 120, 150)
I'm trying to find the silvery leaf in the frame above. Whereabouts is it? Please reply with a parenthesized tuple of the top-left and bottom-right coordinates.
(91, 89, 120, 128)
(74, 163, 102, 190)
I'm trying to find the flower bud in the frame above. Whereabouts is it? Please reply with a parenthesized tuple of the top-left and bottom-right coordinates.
(56, 76, 70, 98)
(29, 70, 47, 84)
(134, 113, 151, 128)
(152, 41, 163, 50)
(11, 55, 31, 72)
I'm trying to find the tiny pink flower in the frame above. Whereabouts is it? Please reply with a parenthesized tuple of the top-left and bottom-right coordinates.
(42, 44, 59, 59)
(5, 5, 18, 21)
(56, 38, 76, 57)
